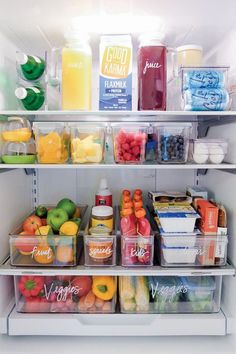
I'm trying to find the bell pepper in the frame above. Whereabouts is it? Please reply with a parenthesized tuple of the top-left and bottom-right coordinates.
(18, 276, 44, 297)
(92, 276, 116, 301)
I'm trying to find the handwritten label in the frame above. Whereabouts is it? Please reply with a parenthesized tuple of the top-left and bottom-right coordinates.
(150, 282, 188, 302)
(130, 247, 149, 258)
(31, 246, 51, 260)
(44, 283, 81, 302)
(143, 60, 162, 75)
(89, 246, 112, 258)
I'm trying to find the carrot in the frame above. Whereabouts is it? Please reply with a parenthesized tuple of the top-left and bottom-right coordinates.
(84, 291, 96, 308)
(95, 297, 105, 308)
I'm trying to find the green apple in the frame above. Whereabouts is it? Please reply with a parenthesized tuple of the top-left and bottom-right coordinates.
(57, 198, 76, 218)
(35, 205, 48, 218)
(47, 208, 68, 231)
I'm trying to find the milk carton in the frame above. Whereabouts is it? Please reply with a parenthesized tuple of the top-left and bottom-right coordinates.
(99, 35, 132, 110)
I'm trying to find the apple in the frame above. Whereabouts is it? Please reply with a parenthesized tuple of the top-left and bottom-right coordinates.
(23, 215, 42, 234)
(15, 233, 39, 255)
(57, 198, 76, 218)
(35, 205, 48, 218)
(71, 276, 92, 298)
(47, 208, 68, 231)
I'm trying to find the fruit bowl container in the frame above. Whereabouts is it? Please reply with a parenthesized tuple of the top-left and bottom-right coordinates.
(1, 141, 36, 164)
(9, 205, 87, 267)
(159, 234, 228, 267)
(14, 275, 117, 313)
(155, 123, 192, 164)
(70, 124, 105, 164)
(33, 123, 69, 164)
(191, 139, 228, 164)
(119, 275, 222, 313)
(83, 207, 117, 266)
(2, 117, 32, 142)
(113, 124, 148, 164)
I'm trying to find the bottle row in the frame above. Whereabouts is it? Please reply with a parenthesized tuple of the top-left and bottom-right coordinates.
(14, 36, 233, 111)
(0, 118, 229, 165)
(14, 274, 223, 314)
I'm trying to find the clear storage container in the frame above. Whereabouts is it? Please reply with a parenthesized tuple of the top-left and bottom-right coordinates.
(9, 205, 87, 267)
(119, 275, 222, 313)
(15, 275, 117, 313)
(156, 123, 191, 163)
(70, 124, 105, 164)
(121, 235, 154, 266)
(191, 139, 228, 164)
(1, 140, 36, 164)
(2, 116, 32, 142)
(113, 124, 147, 164)
(33, 123, 69, 164)
(159, 234, 228, 266)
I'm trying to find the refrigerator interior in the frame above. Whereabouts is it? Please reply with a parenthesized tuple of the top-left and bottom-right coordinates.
(0, 0, 236, 352)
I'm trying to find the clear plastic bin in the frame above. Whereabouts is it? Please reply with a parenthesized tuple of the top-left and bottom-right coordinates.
(191, 139, 228, 164)
(9, 205, 87, 267)
(1, 140, 36, 164)
(155, 123, 192, 164)
(33, 123, 69, 164)
(113, 124, 147, 164)
(121, 236, 154, 266)
(119, 275, 222, 313)
(159, 234, 228, 266)
(70, 124, 105, 164)
(15, 275, 117, 313)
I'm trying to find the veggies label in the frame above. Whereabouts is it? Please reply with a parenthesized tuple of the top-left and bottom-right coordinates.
(44, 283, 81, 302)
(150, 282, 189, 302)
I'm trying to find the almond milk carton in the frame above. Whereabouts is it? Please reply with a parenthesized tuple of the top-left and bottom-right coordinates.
(99, 35, 132, 110)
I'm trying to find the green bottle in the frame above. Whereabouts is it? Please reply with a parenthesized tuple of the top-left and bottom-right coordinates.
(15, 86, 45, 110)
(16, 53, 45, 81)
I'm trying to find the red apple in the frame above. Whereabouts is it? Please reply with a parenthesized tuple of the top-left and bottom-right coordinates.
(23, 215, 42, 234)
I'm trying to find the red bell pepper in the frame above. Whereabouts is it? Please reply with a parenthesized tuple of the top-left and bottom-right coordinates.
(18, 276, 44, 297)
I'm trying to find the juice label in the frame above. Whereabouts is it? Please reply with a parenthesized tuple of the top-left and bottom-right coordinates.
(99, 36, 132, 111)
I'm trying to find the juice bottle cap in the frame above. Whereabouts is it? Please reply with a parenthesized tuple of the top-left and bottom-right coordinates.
(123, 201, 133, 209)
(121, 208, 133, 217)
(133, 194, 142, 202)
(15, 87, 27, 100)
(135, 208, 146, 218)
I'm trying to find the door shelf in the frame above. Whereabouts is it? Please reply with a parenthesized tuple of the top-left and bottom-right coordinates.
(7, 306, 227, 336)
(1, 259, 235, 276)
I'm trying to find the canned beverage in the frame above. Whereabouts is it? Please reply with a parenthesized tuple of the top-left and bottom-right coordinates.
(183, 88, 229, 111)
(183, 70, 226, 90)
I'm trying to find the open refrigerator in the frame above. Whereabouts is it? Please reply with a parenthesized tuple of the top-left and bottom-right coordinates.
(0, 0, 236, 353)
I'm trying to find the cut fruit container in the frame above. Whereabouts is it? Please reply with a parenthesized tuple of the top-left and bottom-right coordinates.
(9, 205, 87, 267)
(1, 116, 32, 142)
(113, 124, 148, 164)
(1, 140, 36, 164)
(14, 275, 117, 313)
(70, 124, 105, 164)
(119, 275, 222, 313)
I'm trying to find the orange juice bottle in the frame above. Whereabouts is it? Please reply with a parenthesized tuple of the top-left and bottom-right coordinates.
(59, 32, 92, 110)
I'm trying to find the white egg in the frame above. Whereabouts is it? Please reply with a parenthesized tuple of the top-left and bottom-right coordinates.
(209, 154, 225, 164)
(193, 153, 209, 164)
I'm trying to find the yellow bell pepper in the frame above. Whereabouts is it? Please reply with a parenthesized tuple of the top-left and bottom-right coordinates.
(92, 276, 116, 301)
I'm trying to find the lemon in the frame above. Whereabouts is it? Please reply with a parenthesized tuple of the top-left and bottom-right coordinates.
(59, 221, 78, 236)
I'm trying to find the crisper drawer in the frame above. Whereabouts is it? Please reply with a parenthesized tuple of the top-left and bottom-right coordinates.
(119, 276, 222, 314)
(14, 275, 117, 313)
(159, 235, 228, 267)
(9, 205, 87, 267)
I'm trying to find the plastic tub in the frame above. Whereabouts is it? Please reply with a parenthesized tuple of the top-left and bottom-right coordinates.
(119, 275, 222, 313)
(155, 123, 192, 164)
(113, 124, 148, 164)
(191, 139, 228, 164)
(9, 205, 87, 267)
(15, 275, 117, 313)
(70, 124, 105, 164)
(33, 123, 69, 164)
(121, 235, 154, 266)
(159, 235, 228, 266)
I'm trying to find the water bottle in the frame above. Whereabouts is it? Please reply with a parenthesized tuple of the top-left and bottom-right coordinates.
(16, 53, 45, 81)
(183, 88, 229, 111)
(15, 86, 45, 110)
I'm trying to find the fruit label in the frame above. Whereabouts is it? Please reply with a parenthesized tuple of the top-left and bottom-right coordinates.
(150, 282, 189, 302)
(99, 35, 132, 111)
(31, 246, 52, 260)
(44, 282, 81, 302)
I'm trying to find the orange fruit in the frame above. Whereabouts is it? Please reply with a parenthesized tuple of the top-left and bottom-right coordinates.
(56, 245, 73, 263)
(33, 245, 54, 264)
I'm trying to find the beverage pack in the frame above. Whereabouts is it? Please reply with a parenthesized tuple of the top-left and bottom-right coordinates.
(99, 35, 132, 111)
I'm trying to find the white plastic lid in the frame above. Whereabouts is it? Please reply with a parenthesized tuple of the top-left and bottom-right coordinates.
(16, 52, 28, 65)
(64, 29, 90, 43)
(92, 206, 113, 217)
(177, 45, 203, 52)
(139, 32, 164, 46)
(15, 87, 27, 100)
